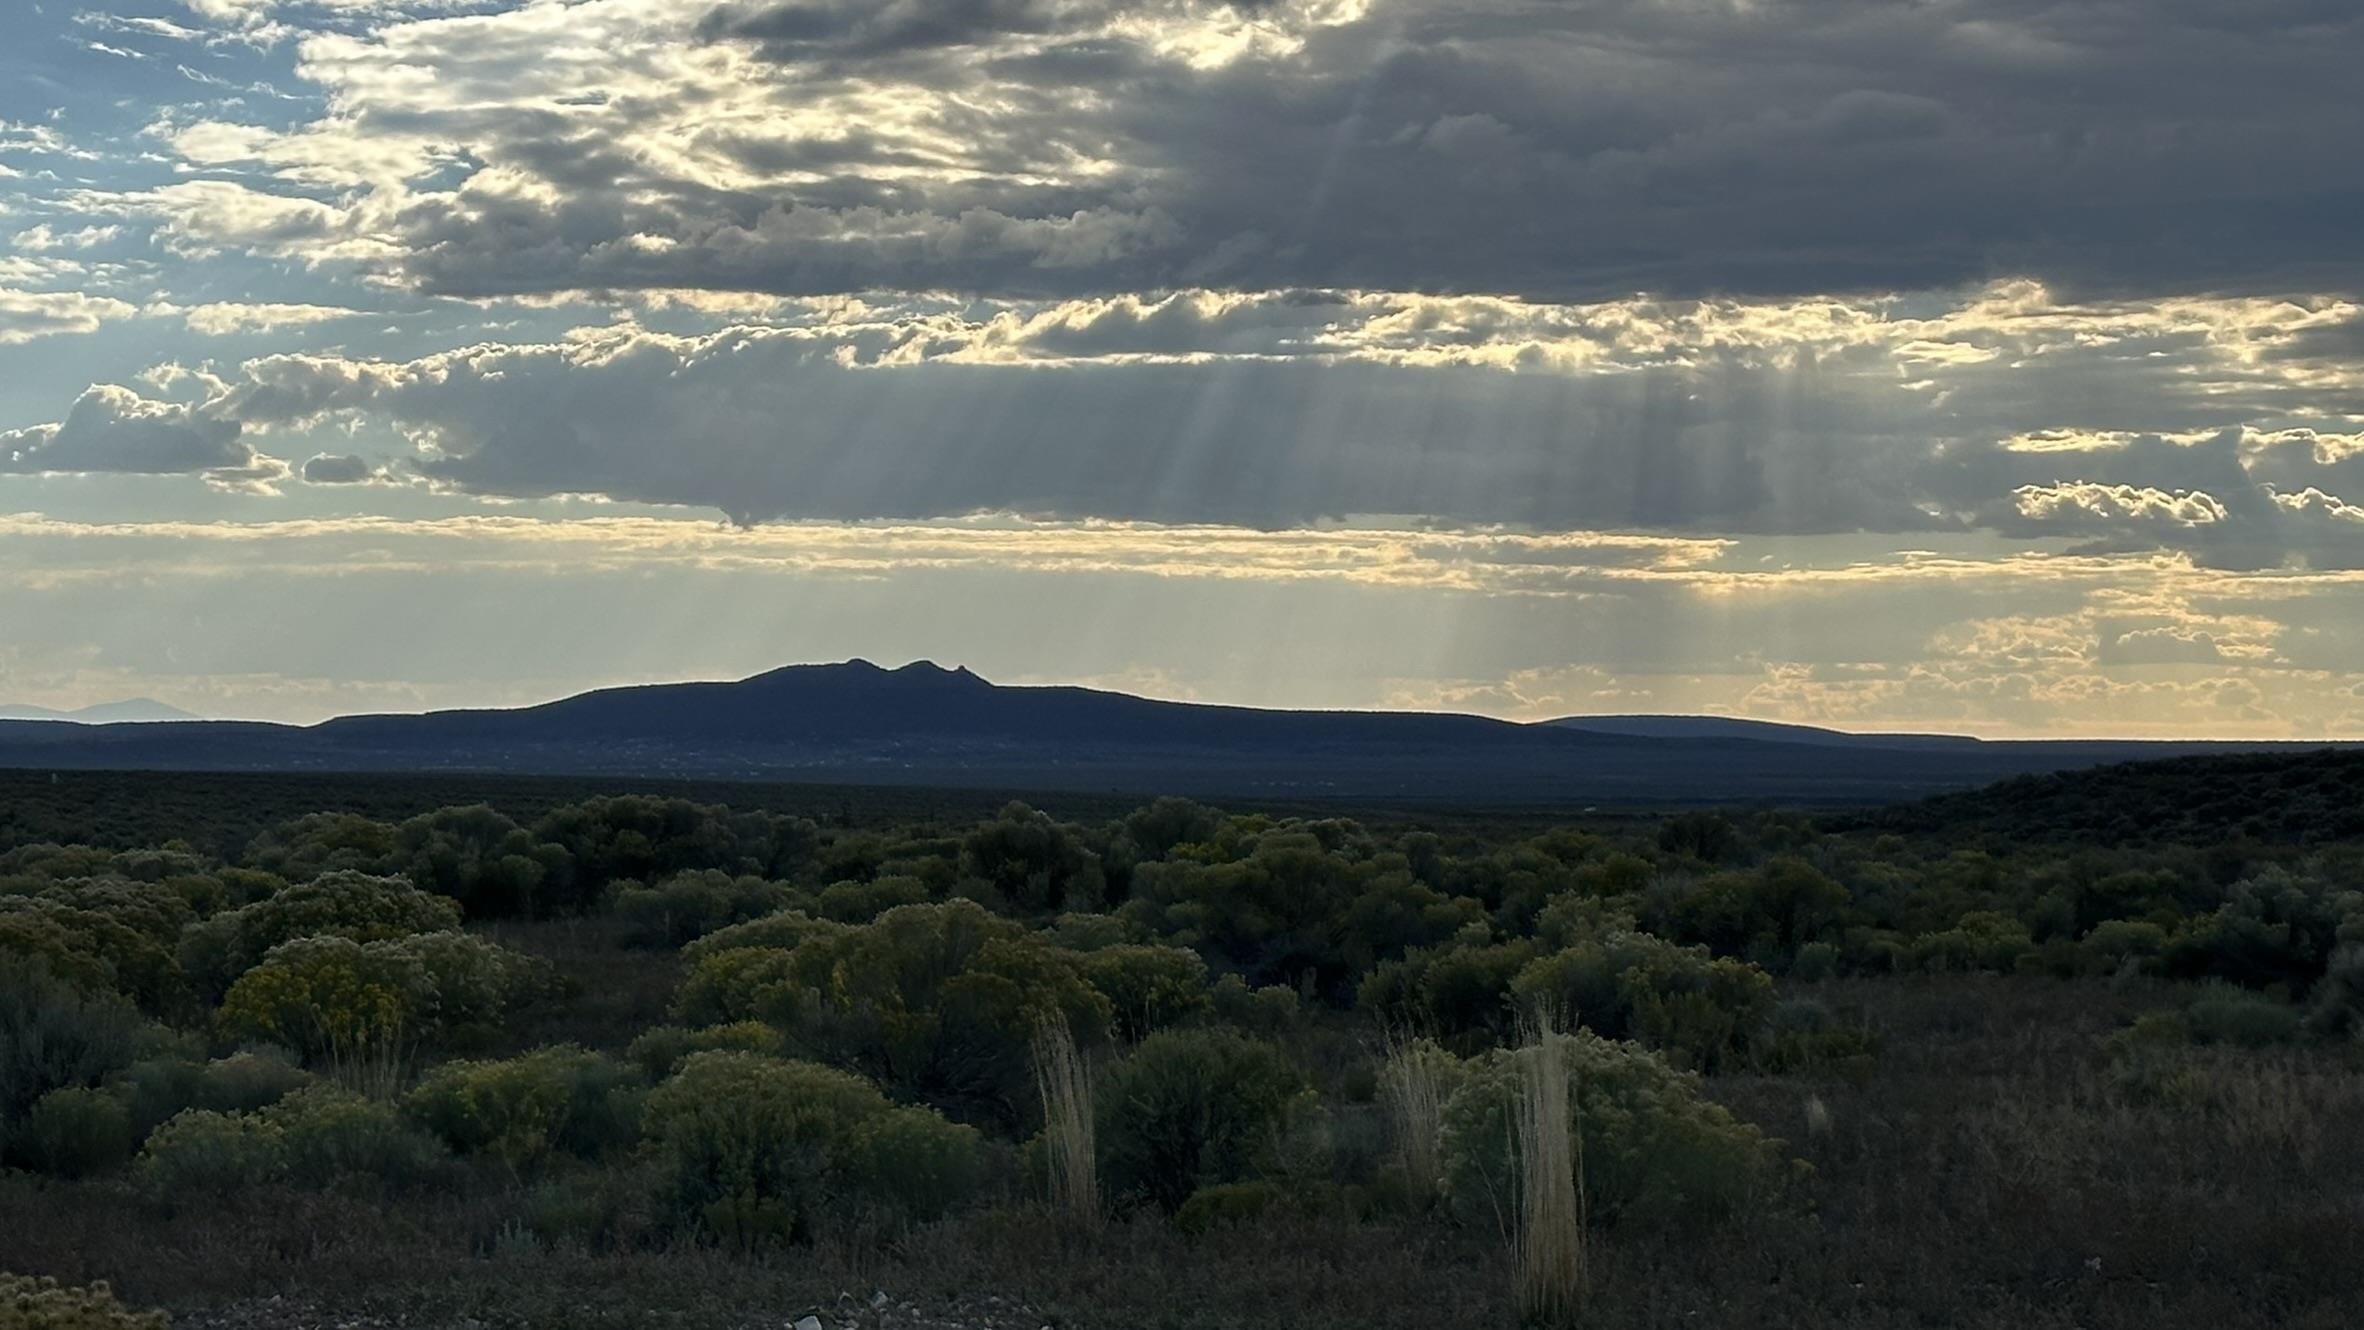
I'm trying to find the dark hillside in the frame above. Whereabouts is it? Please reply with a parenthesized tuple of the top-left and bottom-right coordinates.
(1855, 747, 2364, 844)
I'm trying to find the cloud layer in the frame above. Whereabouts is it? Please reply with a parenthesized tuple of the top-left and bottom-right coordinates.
(8, 282, 2347, 570)
(40, 0, 2362, 303)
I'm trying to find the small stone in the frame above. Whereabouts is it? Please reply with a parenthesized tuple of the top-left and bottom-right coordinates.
(794, 1316, 823, 1330)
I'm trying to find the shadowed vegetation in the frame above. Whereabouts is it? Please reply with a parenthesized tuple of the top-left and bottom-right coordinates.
(1, 766, 2360, 1328)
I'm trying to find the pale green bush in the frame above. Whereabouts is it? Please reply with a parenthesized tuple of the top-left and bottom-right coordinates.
(215, 931, 545, 1088)
(404, 1045, 643, 1173)
(814, 875, 930, 923)
(270, 1085, 448, 1189)
(1508, 932, 1774, 1070)
(641, 1051, 983, 1247)
(0, 1273, 166, 1329)
(178, 871, 461, 997)
(138, 1108, 287, 1192)
(1440, 1030, 1782, 1235)
(1079, 944, 1210, 1041)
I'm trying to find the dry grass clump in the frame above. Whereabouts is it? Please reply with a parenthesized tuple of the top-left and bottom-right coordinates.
(1379, 1034, 1452, 1204)
(1032, 1016, 1099, 1230)
(1513, 1011, 1586, 1329)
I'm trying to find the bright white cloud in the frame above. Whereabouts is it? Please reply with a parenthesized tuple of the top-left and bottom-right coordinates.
(0, 287, 138, 344)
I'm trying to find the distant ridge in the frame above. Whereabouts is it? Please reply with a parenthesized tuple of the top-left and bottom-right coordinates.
(0, 698, 198, 724)
(0, 661, 2345, 805)
(1547, 715, 1980, 750)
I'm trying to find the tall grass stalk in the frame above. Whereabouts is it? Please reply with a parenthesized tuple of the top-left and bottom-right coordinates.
(1380, 1034, 1447, 1204)
(1515, 1011, 1586, 1329)
(1033, 1016, 1099, 1230)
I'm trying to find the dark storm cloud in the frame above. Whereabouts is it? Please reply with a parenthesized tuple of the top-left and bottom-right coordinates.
(279, 0, 2364, 303)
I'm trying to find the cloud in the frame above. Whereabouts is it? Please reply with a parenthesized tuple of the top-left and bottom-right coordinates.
(116, 0, 2364, 303)
(0, 278, 2352, 569)
(0, 384, 257, 476)
(299, 452, 383, 483)
(156, 300, 367, 334)
(0, 287, 138, 344)
(0, 510, 1728, 595)
(2010, 483, 2231, 529)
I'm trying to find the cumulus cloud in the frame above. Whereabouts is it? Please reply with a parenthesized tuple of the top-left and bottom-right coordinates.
(107, 0, 2364, 302)
(2010, 483, 2231, 529)
(0, 385, 257, 476)
(298, 452, 382, 483)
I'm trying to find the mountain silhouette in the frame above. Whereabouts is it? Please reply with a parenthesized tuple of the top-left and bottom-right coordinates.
(0, 661, 2344, 804)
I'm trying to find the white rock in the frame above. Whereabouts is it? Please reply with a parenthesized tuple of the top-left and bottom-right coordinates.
(793, 1316, 823, 1330)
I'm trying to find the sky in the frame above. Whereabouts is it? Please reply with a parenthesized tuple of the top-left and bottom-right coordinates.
(1, 0, 2361, 736)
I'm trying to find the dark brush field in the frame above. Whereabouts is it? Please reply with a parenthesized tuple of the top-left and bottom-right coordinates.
(4, 753, 2361, 1329)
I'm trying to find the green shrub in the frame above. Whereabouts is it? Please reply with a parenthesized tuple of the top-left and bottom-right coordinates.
(138, 1109, 288, 1192)
(200, 1047, 314, 1113)
(1097, 1030, 1309, 1214)
(1, 963, 145, 1125)
(1439, 1030, 1782, 1235)
(110, 1049, 312, 1139)
(1508, 932, 1774, 1070)
(1207, 973, 1301, 1037)
(626, 1022, 787, 1081)
(2185, 985, 2302, 1048)
(814, 875, 930, 923)
(1079, 944, 1211, 1041)
(1789, 941, 1839, 982)
(1360, 939, 1536, 1046)
(520, 1162, 665, 1253)
(388, 804, 554, 918)
(1048, 913, 1132, 951)
(0, 894, 183, 1013)
(178, 871, 462, 998)
(2081, 920, 2169, 976)
(404, 1046, 644, 1173)
(1175, 1180, 1286, 1235)
(670, 901, 1111, 1129)
(1759, 998, 1878, 1072)
(679, 911, 843, 965)
(17, 1087, 136, 1177)
(960, 803, 1106, 913)
(0, 1273, 166, 1329)
(1909, 912, 2034, 974)
(269, 1085, 448, 1189)
(641, 1051, 983, 1247)
(214, 935, 420, 1084)
(614, 872, 801, 948)
(2305, 943, 2364, 1041)
(841, 1102, 990, 1223)
(216, 932, 545, 1086)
